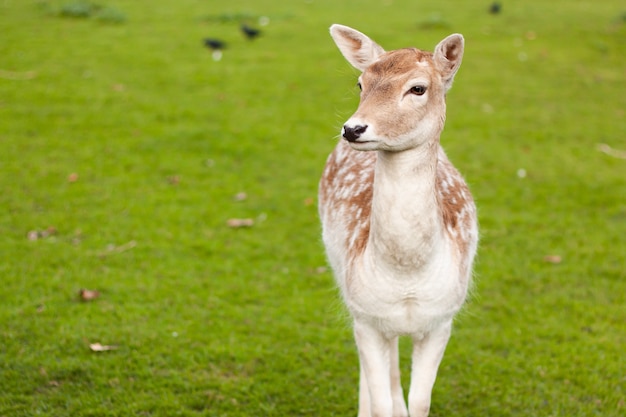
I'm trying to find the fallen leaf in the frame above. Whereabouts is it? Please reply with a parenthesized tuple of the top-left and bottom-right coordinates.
(304, 197, 314, 206)
(227, 218, 254, 228)
(234, 192, 247, 201)
(543, 255, 562, 264)
(68, 173, 79, 182)
(89, 343, 118, 352)
(27, 227, 58, 241)
(597, 143, 626, 159)
(79, 288, 100, 301)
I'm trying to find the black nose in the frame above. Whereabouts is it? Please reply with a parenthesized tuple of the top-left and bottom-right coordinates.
(343, 124, 368, 142)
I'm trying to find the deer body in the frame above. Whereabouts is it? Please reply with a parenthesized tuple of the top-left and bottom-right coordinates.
(319, 25, 478, 417)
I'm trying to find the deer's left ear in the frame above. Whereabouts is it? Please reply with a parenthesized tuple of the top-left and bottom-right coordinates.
(433, 34, 464, 91)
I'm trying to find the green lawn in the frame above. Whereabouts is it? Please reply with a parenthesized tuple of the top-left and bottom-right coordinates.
(1, 0, 625, 416)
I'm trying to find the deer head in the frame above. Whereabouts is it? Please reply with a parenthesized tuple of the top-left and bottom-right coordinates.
(330, 24, 464, 152)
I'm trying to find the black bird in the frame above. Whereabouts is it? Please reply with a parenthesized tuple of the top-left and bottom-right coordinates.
(241, 24, 261, 40)
(489, 2, 502, 14)
(203, 38, 226, 50)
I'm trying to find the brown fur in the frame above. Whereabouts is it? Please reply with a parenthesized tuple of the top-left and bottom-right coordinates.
(319, 140, 375, 259)
(367, 48, 433, 77)
(320, 139, 476, 273)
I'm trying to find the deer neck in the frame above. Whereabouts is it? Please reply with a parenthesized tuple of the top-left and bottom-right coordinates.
(365, 139, 443, 273)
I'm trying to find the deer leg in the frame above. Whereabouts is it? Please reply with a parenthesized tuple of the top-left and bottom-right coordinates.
(354, 320, 394, 417)
(407, 322, 452, 417)
(390, 336, 409, 417)
(358, 361, 371, 417)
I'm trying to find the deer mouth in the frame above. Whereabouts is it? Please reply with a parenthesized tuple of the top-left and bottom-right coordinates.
(346, 139, 380, 151)
(344, 137, 374, 144)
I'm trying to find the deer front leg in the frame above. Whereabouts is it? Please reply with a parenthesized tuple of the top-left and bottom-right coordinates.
(357, 336, 408, 417)
(358, 361, 371, 417)
(354, 320, 394, 417)
(390, 336, 409, 417)
(408, 322, 452, 417)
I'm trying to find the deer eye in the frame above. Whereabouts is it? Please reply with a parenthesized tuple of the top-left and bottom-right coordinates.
(356, 82, 362, 91)
(409, 85, 427, 96)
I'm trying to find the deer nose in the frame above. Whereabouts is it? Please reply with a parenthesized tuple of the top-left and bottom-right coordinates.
(343, 124, 368, 142)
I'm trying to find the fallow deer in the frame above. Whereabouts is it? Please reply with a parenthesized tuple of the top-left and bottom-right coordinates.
(318, 24, 478, 417)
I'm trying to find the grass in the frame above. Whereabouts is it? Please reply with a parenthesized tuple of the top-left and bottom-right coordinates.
(1, 0, 625, 415)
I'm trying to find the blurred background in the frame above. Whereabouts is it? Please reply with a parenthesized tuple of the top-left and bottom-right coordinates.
(1, 1, 625, 416)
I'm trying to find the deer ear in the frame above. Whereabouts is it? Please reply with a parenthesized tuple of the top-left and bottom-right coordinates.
(330, 24, 385, 72)
(433, 34, 464, 91)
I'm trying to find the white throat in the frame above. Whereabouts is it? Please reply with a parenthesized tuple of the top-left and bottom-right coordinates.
(366, 142, 443, 274)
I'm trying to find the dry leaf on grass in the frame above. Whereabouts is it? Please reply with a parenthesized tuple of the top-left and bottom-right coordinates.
(78, 288, 100, 301)
(233, 192, 247, 201)
(227, 218, 254, 228)
(597, 143, 626, 159)
(89, 343, 118, 352)
(68, 173, 79, 183)
(27, 227, 58, 241)
(543, 255, 562, 264)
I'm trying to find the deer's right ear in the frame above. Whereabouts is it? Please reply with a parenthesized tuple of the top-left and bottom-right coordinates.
(330, 24, 385, 72)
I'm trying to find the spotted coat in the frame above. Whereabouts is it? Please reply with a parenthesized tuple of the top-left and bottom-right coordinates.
(319, 139, 477, 280)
